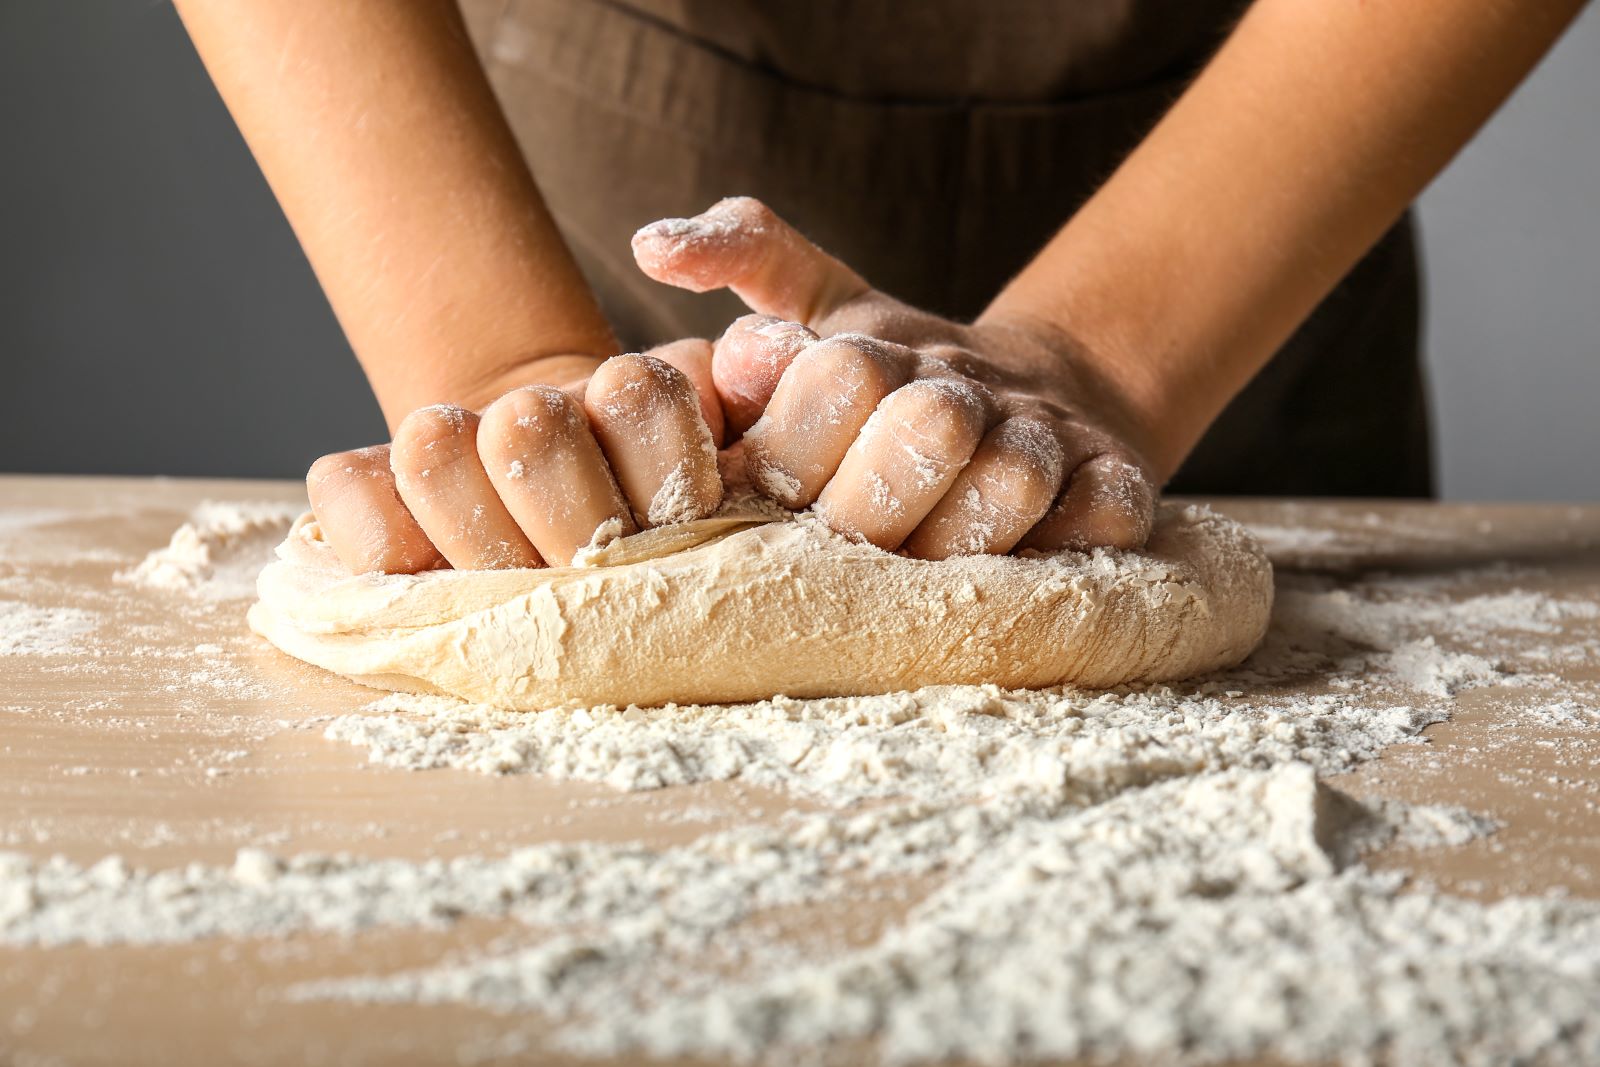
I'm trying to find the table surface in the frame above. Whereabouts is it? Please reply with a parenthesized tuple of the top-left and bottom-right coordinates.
(2, 475, 1598, 1066)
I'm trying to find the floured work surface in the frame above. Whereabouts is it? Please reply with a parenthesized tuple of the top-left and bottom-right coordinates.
(3, 475, 1600, 1067)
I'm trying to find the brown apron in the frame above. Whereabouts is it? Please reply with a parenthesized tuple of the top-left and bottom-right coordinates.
(462, 0, 1432, 497)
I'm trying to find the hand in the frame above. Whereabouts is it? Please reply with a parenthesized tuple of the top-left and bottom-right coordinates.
(305, 342, 726, 574)
(632, 198, 1161, 560)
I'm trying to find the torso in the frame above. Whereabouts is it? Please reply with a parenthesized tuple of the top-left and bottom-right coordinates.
(465, 0, 1432, 497)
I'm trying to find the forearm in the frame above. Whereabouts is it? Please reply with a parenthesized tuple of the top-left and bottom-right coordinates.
(175, 0, 613, 426)
(987, 0, 1588, 479)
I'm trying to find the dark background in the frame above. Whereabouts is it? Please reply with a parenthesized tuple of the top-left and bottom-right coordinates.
(3, 2, 1596, 496)
(1, 1, 387, 479)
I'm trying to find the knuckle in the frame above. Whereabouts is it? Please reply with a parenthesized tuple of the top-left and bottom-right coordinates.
(792, 337, 869, 381)
(305, 452, 349, 487)
(1023, 398, 1074, 425)
(715, 316, 804, 367)
(1080, 511, 1149, 551)
(962, 469, 1058, 530)
(715, 195, 775, 230)
(592, 351, 660, 391)
(482, 385, 580, 438)
(642, 338, 714, 383)
(1087, 452, 1155, 499)
(878, 380, 989, 448)
(992, 460, 1061, 513)
(992, 419, 1067, 484)
(307, 446, 387, 488)
(743, 445, 808, 508)
(750, 319, 818, 355)
(393, 404, 473, 456)
(1058, 454, 1156, 549)
(801, 335, 909, 391)
(633, 352, 694, 393)
(779, 355, 895, 430)
(589, 353, 695, 420)
(724, 312, 781, 338)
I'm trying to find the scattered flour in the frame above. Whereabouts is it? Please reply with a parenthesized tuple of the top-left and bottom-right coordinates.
(115, 500, 299, 599)
(0, 602, 98, 656)
(5, 767, 1592, 1067)
(294, 563, 1600, 1064)
(1384, 638, 1502, 698)
(9, 507, 1600, 1066)
(319, 567, 1595, 802)
(1517, 699, 1600, 728)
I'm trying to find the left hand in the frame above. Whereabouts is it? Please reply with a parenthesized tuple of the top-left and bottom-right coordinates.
(632, 198, 1161, 560)
(304, 343, 727, 575)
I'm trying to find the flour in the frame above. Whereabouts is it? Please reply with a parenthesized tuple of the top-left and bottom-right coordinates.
(6, 765, 1588, 1066)
(0, 843, 808, 947)
(295, 562, 1600, 1065)
(317, 566, 1586, 801)
(646, 460, 701, 526)
(115, 500, 299, 599)
(1384, 638, 1503, 697)
(1516, 698, 1600, 728)
(10, 504, 1600, 1066)
(749, 461, 804, 506)
(0, 602, 98, 657)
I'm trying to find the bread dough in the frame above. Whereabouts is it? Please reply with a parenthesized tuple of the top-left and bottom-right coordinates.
(249, 501, 1273, 710)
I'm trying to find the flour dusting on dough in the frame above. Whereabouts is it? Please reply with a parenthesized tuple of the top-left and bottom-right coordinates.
(249, 501, 1274, 708)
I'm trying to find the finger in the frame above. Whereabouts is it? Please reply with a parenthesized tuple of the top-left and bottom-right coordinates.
(478, 386, 637, 566)
(584, 353, 724, 527)
(631, 197, 870, 326)
(742, 334, 914, 509)
(901, 418, 1066, 560)
(306, 445, 443, 575)
(1019, 452, 1157, 552)
(814, 378, 992, 552)
(645, 337, 726, 448)
(390, 404, 542, 570)
(712, 314, 819, 436)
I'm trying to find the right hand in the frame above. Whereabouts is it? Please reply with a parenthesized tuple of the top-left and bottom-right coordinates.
(306, 340, 726, 574)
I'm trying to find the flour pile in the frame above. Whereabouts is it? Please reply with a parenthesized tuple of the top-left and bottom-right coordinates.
(7, 506, 1600, 1065)
(115, 500, 300, 598)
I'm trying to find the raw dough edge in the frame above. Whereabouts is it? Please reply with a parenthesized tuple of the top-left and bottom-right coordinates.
(249, 504, 1273, 709)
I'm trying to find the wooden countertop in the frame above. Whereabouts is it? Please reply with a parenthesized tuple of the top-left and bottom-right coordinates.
(2, 475, 1598, 1065)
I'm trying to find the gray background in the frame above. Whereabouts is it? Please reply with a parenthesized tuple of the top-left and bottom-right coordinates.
(2, 2, 1596, 498)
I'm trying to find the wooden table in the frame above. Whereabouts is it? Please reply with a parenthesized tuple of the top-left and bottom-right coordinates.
(2, 475, 1598, 1065)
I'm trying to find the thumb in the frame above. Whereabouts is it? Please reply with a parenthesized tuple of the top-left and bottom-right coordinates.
(631, 197, 869, 328)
